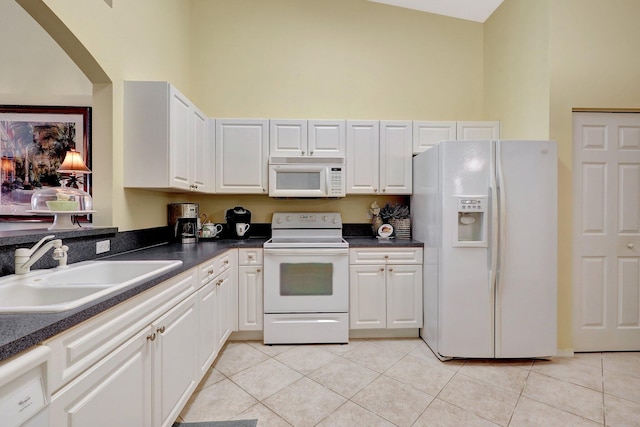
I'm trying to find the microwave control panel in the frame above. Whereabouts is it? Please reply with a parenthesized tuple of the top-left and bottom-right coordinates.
(329, 167, 345, 196)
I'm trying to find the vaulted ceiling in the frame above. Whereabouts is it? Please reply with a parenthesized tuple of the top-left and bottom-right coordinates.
(368, 0, 504, 23)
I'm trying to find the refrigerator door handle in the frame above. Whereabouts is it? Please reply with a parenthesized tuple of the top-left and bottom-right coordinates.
(489, 149, 500, 301)
(489, 181, 498, 298)
(496, 143, 507, 291)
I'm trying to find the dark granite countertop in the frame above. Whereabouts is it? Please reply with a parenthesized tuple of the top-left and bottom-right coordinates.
(0, 235, 422, 362)
(0, 238, 266, 362)
(345, 237, 424, 248)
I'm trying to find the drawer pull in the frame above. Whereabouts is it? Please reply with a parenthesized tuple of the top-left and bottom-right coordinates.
(147, 333, 156, 342)
(257, 268, 261, 272)
(157, 326, 166, 334)
(208, 269, 214, 275)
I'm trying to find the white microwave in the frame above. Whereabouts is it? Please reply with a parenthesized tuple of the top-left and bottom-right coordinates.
(268, 157, 346, 198)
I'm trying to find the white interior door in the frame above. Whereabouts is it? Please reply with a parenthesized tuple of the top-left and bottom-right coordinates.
(573, 112, 640, 351)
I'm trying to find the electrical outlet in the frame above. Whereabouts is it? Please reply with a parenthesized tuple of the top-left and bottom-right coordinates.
(96, 240, 111, 254)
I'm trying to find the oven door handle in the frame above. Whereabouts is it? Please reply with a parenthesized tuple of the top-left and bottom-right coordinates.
(264, 248, 349, 256)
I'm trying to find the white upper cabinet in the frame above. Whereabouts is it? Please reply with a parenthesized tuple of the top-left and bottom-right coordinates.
(412, 121, 456, 154)
(308, 120, 346, 157)
(270, 119, 345, 157)
(269, 120, 307, 157)
(123, 81, 212, 192)
(380, 120, 412, 194)
(346, 120, 379, 194)
(456, 121, 500, 140)
(215, 119, 269, 193)
(346, 120, 412, 195)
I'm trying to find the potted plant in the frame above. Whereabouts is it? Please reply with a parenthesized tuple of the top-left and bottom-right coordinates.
(379, 202, 411, 239)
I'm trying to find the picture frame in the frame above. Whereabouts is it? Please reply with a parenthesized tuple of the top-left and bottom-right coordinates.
(0, 105, 91, 222)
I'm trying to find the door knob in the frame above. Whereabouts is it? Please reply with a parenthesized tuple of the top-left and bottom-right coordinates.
(628, 243, 635, 249)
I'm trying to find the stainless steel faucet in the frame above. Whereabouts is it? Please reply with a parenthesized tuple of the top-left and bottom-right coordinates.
(14, 235, 69, 274)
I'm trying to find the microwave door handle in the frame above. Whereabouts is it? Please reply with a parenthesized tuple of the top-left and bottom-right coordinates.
(325, 169, 330, 194)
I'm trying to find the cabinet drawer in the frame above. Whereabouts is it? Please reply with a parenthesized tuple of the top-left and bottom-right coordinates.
(197, 258, 217, 289)
(349, 248, 423, 265)
(238, 248, 263, 266)
(198, 250, 235, 288)
(217, 252, 233, 273)
(46, 268, 196, 394)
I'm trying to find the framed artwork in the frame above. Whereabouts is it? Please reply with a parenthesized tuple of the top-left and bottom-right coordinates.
(0, 105, 91, 221)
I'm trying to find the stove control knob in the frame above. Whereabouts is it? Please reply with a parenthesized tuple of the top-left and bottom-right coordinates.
(286, 215, 292, 222)
(332, 217, 338, 224)
(275, 217, 282, 224)
(322, 215, 328, 222)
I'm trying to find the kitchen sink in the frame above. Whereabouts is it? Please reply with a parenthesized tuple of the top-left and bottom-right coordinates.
(0, 260, 183, 313)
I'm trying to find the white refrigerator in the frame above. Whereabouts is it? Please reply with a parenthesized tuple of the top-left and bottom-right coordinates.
(412, 140, 557, 359)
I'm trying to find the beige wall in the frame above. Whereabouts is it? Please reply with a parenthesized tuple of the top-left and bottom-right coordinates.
(185, 0, 485, 224)
(190, 0, 484, 120)
(0, 1, 92, 106)
(484, 0, 550, 140)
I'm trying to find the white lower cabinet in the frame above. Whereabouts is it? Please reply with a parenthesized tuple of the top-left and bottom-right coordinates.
(197, 280, 218, 377)
(46, 249, 241, 427)
(349, 248, 423, 330)
(238, 248, 263, 331)
(215, 268, 238, 349)
(152, 292, 199, 427)
(49, 287, 199, 427)
(50, 326, 153, 427)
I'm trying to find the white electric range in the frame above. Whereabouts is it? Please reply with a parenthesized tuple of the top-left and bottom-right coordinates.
(263, 212, 349, 344)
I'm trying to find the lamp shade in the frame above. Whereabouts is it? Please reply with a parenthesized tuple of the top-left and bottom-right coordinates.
(58, 149, 91, 174)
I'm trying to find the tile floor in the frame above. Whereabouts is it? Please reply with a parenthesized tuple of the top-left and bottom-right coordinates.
(177, 339, 640, 426)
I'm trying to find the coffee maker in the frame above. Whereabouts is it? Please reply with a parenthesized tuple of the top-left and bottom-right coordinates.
(225, 206, 252, 239)
(168, 203, 199, 244)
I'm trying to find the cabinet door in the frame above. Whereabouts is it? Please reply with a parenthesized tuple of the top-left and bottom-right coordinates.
(152, 292, 199, 427)
(346, 120, 379, 194)
(456, 121, 500, 140)
(270, 119, 307, 156)
(169, 86, 192, 190)
(349, 265, 386, 329)
(380, 120, 412, 194)
(238, 265, 264, 331)
(215, 119, 269, 193)
(191, 106, 209, 192)
(215, 269, 238, 349)
(50, 326, 153, 427)
(413, 121, 456, 154)
(197, 281, 218, 377)
(386, 265, 422, 329)
(308, 120, 345, 157)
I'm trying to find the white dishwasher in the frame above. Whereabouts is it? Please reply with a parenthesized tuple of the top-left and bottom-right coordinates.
(0, 346, 51, 427)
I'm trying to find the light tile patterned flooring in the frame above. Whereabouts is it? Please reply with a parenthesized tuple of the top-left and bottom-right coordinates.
(177, 339, 640, 426)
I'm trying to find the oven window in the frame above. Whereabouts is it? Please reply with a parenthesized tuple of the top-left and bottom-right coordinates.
(280, 263, 333, 296)
(276, 172, 321, 190)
